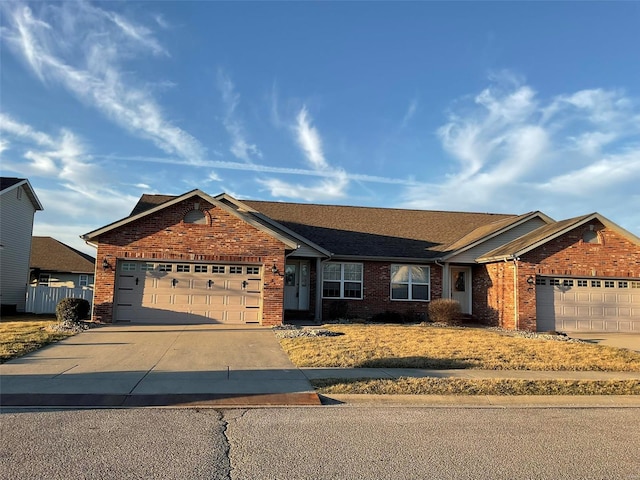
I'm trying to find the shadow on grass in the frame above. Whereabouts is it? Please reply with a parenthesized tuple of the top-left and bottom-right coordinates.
(358, 356, 476, 369)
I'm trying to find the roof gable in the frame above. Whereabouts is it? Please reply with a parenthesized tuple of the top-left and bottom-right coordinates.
(30, 237, 95, 273)
(477, 213, 640, 262)
(82, 190, 298, 248)
(0, 177, 44, 211)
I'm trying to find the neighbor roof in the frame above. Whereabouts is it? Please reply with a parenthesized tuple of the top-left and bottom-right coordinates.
(0, 177, 44, 210)
(30, 237, 95, 273)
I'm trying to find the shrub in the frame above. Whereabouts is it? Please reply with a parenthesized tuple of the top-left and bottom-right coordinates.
(428, 299, 462, 325)
(56, 298, 91, 325)
(327, 300, 349, 320)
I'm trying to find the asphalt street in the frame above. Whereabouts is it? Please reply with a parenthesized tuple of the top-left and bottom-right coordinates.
(1, 407, 639, 479)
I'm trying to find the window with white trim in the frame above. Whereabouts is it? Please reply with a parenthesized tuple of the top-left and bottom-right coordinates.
(158, 264, 172, 272)
(247, 266, 260, 275)
(194, 265, 208, 273)
(390, 265, 430, 301)
(79, 274, 89, 287)
(39, 274, 50, 286)
(140, 263, 155, 271)
(322, 263, 363, 299)
(229, 266, 243, 274)
(176, 264, 190, 272)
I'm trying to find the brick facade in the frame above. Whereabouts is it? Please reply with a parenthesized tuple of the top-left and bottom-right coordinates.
(473, 221, 640, 331)
(92, 197, 287, 325)
(320, 261, 443, 321)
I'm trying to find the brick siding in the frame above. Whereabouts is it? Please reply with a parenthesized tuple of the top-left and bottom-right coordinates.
(92, 197, 287, 325)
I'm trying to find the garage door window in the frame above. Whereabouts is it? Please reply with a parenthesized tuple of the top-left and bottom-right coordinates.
(140, 263, 155, 271)
(121, 262, 136, 271)
(591, 280, 601, 287)
(194, 265, 208, 273)
(247, 267, 260, 275)
(230, 266, 243, 274)
(158, 264, 172, 272)
(176, 264, 190, 272)
(212, 266, 225, 273)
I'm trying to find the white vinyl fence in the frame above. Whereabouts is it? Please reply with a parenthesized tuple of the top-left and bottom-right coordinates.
(26, 286, 93, 314)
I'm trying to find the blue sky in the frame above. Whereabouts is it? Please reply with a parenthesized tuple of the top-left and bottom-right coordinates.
(2, 1, 639, 255)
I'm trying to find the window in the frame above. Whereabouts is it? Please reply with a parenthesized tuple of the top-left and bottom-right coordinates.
(604, 281, 615, 288)
(39, 274, 50, 286)
(322, 263, 363, 299)
(582, 228, 600, 244)
(631, 281, 640, 289)
(158, 264, 172, 272)
(184, 209, 206, 224)
(247, 266, 260, 275)
(562, 279, 574, 287)
(229, 266, 243, 274)
(577, 280, 588, 287)
(140, 263, 155, 271)
(550, 279, 561, 286)
(618, 281, 628, 288)
(212, 265, 225, 274)
(194, 265, 208, 273)
(591, 280, 601, 288)
(390, 265, 430, 301)
(176, 264, 190, 272)
(79, 275, 89, 287)
(535, 277, 546, 285)
(121, 262, 136, 271)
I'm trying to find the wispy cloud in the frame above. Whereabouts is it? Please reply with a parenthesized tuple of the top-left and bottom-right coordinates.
(400, 98, 418, 129)
(259, 105, 350, 201)
(1, 2, 204, 162)
(217, 69, 262, 162)
(402, 74, 640, 227)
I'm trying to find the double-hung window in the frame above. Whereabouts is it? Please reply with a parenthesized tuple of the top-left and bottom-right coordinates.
(390, 265, 430, 301)
(79, 275, 89, 287)
(322, 263, 363, 299)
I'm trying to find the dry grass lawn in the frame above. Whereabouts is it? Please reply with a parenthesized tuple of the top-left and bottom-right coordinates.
(313, 378, 640, 396)
(279, 324, 640, 371)
(0, 315, 74, 363)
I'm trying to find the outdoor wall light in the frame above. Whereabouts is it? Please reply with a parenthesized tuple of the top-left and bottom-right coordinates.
(526, 276, 535, 285)
(271, 263, 284, 276)
(102, 258, 111, 271)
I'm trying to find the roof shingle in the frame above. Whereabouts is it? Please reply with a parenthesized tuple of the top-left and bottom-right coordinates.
(30, 237, 95, 273)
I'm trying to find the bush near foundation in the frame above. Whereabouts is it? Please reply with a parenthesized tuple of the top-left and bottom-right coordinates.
(55, 298, 91, 325)
(428, 299, 462, 325)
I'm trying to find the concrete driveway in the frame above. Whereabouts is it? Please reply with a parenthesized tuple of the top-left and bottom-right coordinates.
(0, 324, 319, 407)
(569, 333, 640, 352)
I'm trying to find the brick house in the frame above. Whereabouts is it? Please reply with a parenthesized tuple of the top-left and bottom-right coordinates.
(82, 190, 640, 332)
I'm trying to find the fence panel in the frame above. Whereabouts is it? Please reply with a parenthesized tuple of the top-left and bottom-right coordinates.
(25, 286, 93, 314)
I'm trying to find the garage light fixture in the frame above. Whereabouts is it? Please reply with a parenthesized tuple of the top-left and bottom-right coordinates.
(271, 263, 284, 276)
(102, 258, 111, 270)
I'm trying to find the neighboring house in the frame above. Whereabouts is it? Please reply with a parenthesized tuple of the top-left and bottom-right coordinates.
(81, 189, 640, 332)
(0, 177, 44, 314)
(30, 236, 95, 288)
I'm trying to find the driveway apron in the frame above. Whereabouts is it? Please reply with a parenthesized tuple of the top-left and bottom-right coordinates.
(0, 324, 319, 407)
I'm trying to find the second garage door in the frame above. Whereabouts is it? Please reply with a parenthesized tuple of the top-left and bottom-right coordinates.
(536, 276, 640, 332)
(115, 261, 263, 324)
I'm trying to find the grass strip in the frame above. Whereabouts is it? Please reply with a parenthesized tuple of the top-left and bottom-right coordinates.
(0, 320, 74, 363)
(312, 377, 640, 395)
(279, 324, 640, 371)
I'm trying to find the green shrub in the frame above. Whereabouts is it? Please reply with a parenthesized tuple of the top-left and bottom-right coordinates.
(428, 299, 462, 325)
(56, 298, 91, 324)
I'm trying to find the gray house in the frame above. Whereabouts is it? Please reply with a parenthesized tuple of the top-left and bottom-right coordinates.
(0, 177, 43, 314)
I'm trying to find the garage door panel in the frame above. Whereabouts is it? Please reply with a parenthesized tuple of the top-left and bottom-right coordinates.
(537, 276, 640, 332)
(116, 261, 263, 325)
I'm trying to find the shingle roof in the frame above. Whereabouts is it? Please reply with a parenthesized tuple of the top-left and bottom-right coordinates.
(477, 214, 595, 261)
(128, 193, 520, 259)
(30, 237, 95, 273)
(0, 177, 24, 191)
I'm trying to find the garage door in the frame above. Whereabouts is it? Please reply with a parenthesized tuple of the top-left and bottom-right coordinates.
(536, 277, 640, 332)
(115, 261, 263, 324)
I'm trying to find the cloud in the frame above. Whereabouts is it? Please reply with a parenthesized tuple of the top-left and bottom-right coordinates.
(402, 74, 640, 224)
(400, 98, 418, 128)
(1, 2, 205, 162)
(294, 106, 328, 170)
(259, 173, 349, 202)
(217, 69, 261, 162)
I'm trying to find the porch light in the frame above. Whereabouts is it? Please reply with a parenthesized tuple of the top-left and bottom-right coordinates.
(271, 263, 280, 275)
(526, 276, 535, 285)
(102, 258, 111, 270)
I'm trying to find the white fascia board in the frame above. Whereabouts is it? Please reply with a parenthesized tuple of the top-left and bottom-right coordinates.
(2, 179, 44, 211)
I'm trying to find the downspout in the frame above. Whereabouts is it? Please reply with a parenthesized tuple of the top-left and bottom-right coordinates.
(511, 255, 519, 330)
(435, 259, 447, 299)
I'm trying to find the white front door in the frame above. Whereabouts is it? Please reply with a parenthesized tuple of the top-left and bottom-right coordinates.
(450, 266, 471, 314)
(284, 260, 310, 310)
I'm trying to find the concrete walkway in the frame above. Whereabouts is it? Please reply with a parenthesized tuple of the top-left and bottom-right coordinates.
(0, 324, 320, 407)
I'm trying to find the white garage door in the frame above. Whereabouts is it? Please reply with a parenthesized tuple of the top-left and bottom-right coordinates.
(536, 277, 640, 332)
(115, 261, 263, 324)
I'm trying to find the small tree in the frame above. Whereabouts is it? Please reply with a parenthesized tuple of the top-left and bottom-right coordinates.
(56, 298, 91, 325)
(428, 299, 462, 325)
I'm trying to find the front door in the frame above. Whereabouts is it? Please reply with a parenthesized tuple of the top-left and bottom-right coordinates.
(450, 266, 471, 314)
(284, 260, 310, 310)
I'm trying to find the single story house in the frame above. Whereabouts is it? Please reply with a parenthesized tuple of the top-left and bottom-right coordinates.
(0, 177, 43, 314)
(30, 236, 95, 288)
(82, 190, 640, 332)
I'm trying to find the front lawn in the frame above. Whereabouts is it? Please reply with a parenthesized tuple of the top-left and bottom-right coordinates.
(0, 315, 75, 363)
(278, 324, 640, 372)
